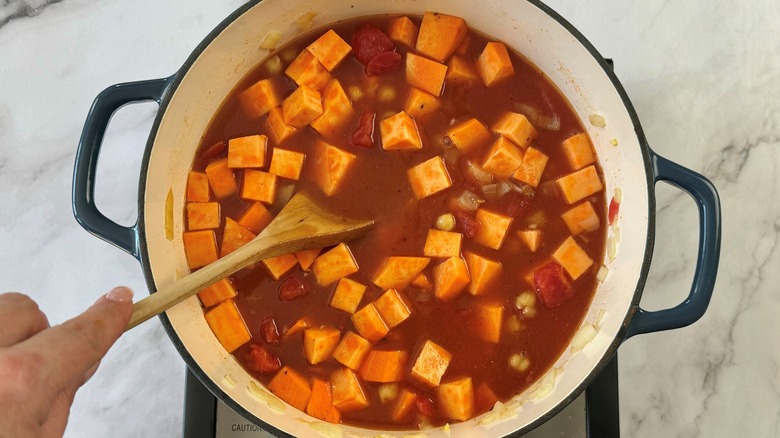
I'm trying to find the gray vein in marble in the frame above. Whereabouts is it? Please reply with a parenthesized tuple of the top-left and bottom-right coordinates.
(0, 0, 63, 28)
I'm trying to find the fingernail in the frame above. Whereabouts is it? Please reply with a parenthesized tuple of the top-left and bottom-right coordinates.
(83, 363, 100, 383)
(106, 286, 133, 303)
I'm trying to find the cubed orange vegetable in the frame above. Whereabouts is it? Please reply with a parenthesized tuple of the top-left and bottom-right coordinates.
(407, 156, 452, 199)
(359, 350, 409, 383)
(437, 376, 474, 421)
(221, 217, 256, 257)
(463, 251, 502, 296)
(240, 169, 277, 204)
(285, 50, 333, 91)
(423, 229, 462, 258)
(404, 87, 441, 119)
(373, 288, 412, 329)
(303, 327, 342, 365)
(491, 112, 537, 149)
(473, 208, 513, 250)
(392, 388, 418, 421)
(204, 158, 238, 199)
(556, 165, 604, 204)
(372, 256, 431, 290)
(410, 340, 452, 387)
(518, 229, 542, 252)
(434, 256, 471, 302)
(476, 42, 514, 87)
(204, 300, 251, 353)
(306, 29, 352, 71)
(455, 34, 471, 55)
(445, 55, 480, 86)
(481, 136, 524, 178)
(411, 273, 433, 291)
(306, 378, 341, 424)
(388, 16, 418, 48)
(237, 202, 273, 234)
(562, 132, 595, 170)
(295, 248, 322, 271)
(228, 135, 267, 168)
(261, 253, 298, 280)
(332, 331, 372, 370)
(186, 202, 220, 231)
(351, 303, 389, 343)
(282, 84, 323, 128)
(446, 118, 491, 153)
(330, 277, 367, 314)
(268, 148, 305, 180)
(186, 171, 210, 202)
(197, 278, 237, 308)
(473, 301, 503, 343)
(512, 146, 549, 188)
(475, 382, 499, 412)
(312, 243, 359, 287)
(415, 12, 468, 62)
(183, 230, 219, 269)
(238, 78, 280, 118)
(330, 367, 369, 413)
(552, 236, 594, 280)
(265, 106, 297, 145)
(562, 201, 601, 235)
(310, 79, 354, 138)
(310, 139, 357, 196)
(284, 317, 313, 337)
(406, 52, 448, 96)
(380, 111, 422, 151)
(268, 366, 312, 411)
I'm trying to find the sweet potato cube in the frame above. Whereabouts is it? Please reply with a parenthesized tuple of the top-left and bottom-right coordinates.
(562, 132, 595, 170)
(388, 16, 418, 48)
(197, 278, 237, 308)
(295, 248, 322, 271)
(473, 301, 503, 343)
(285, 50, 333, 91)
(464, 251, 502, 296)
(437, 377, 474, 421)
(284, 317, 313, 337)
(373, 288, 412, 329)
(265, 106, 297, 145)
(562, 202, 601, 235)
(380, 111, 422, 151)
(556, 165, 604, 204)
(183, 230, 218, 269)
(404, 87, 441, 119)
(553, 236, 594, 280)
(434, 256, 471, 301)
(332, 331, 372, 370)
(311, 79, 354, 138)
(204, 300, 251, 353)
(423, 229, 462, 258)
(492, 112, 537, 149)
(475, 382, 499, 412)
(239, 78, 280, 118)
(310, 139, 357, 196)
(518, 229, 542, 252)
(282, 85, 323, 128)
(412, 273, 433, 291)
(261, 253, 298, 280)
(359, 350, 409, 383)
(512, 146, 549, 188)
(306, 29, 352, 71)
(406, 52, 448, 96)
(228, 135, 267, 168)
(446, 118, 491, 153)
(445, 55, 480, 86)
(268, 366, 312, 411)
(476, 42, 514, 87)
(221, 217, 256, 257)
(473, 208, 514, 250)
(392, 388, 418, 421)
(410, 340, 452, 387)
(481, 136, 524, 178)
(330, 368, 369, 413)
(306, 378, 341, 424)
(205, 158, 238, 199)
(407, 157, 452, 199)
(186, 202, 220, 231)
(237, 202, 273, 234)
(269, 148, 305, 180)
(415, 12, 468, 62)
(240, 170, 277, 204)
(186, 171, 210, 202)
(351, 303, 389, 343)
(372, 256, 431, 290)
(303, 327, 342, 365)
(330, 277, 367, 314)
(312, 243, 359, 286)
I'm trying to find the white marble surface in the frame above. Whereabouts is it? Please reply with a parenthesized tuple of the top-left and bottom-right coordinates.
(0, 0, 777, 437)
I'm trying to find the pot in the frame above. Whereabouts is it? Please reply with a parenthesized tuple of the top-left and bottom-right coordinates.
(72, 0, 722, 436)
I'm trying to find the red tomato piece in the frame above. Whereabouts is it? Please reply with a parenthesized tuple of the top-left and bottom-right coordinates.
(454, 210, 481, 239)
(533, 262, 574, 308)
(608, 198, 620, 225)
(352, 25, 395, 65)
(244, 343, 281, 373)
(350, 109, 376, 148)
(278, 276, 307, 301)
(260, 317, 280, 344)
(366, 51, 403, 76)
(415, 396, 437, 417)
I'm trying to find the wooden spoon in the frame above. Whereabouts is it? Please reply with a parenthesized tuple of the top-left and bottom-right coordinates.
(127, 191, 374, 330)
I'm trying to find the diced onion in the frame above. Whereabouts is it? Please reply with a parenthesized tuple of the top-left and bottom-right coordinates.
(377, 85, 396, 101)
(347, 86, 363, 102)
(265, 55, 282, 75)
(596, 265, 609, 282)
(607, 235, 617, 261)
(281, 49, 298, 63)
(454, 190, 485, 212)
(597, 309, 607, 327)
(247, 381, 286, 413)
(443, 146, 460, 165)
(610, 137, 619, 146)
(515, 102, 561, 131)
(614, 187, 623, 203)
(222, 374, 237, 389)
(443, 423, 451, 437)
(164, 188, 174, 241)
(571, 324, 597, 352)
(614, 225, 621, 243)
(295, 11, 317, 32)
(377, 383, 398, 403)
(260, 31, 283, 50)
(509, 352, 531, 372)
(308, 422, 342, 438)
(589, 113, 607, 127)
(435, 213, 456, 231)
(497, 180, 514, 198)
(515, 291, 537, 318)
(466, 160, 494, 183)
(482, 183, 499, 199)
(506, 315, 523, 333)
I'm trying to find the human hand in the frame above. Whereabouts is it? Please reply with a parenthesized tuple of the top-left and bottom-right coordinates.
(0, 287, 133, 438)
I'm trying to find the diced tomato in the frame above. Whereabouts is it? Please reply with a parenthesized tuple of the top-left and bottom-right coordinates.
(608, 198, 620, 225)
(196, 141, 226, 168)
(350, 109, 376, 148)
(244, 343, 281, 373)
(352, 25, 395, 65)
(415, 396, 437, 417)
(454, 209, 480, 239)
(260, 317, 280, 345)
(366, 51, 403, 76)
(533, 262, 574, 308)
(278, 276, 307, 301)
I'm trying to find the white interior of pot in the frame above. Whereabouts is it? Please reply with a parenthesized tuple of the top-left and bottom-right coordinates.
(143, 0, 650, 435)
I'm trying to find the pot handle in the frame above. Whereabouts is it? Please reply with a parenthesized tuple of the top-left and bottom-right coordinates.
(72, 77, 171, 261)
(625, 150, 722, 338)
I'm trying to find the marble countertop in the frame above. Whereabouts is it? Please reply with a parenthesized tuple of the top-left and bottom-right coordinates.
(1, 0, 777, 437)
